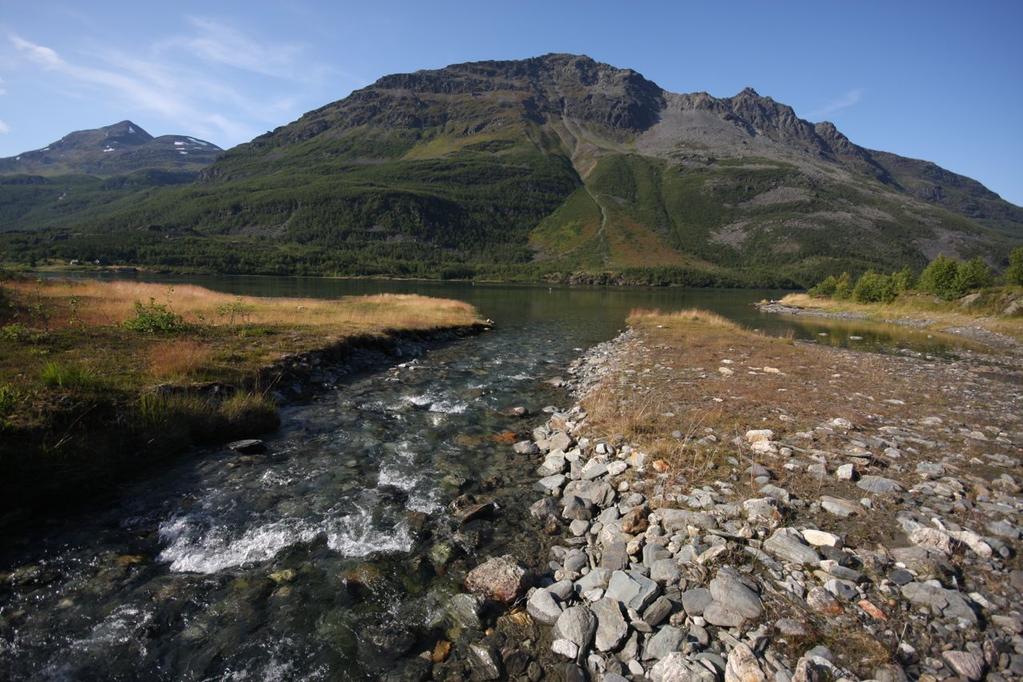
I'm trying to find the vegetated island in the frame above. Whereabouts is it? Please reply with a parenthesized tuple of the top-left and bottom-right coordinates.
(0, 276, 486, 514)
(461, 307, 1021, 680)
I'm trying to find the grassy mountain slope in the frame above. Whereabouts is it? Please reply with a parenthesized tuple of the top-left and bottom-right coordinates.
(1, 55, 1019, 285)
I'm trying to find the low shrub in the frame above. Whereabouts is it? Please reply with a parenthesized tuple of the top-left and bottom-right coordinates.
(123, 298, 188, 334)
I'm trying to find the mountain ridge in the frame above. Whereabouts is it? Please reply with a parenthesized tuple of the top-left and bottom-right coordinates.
(1, 53, 1019, 284)
(0, 120, 223, 176)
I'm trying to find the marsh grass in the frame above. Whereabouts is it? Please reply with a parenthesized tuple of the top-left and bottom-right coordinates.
(40, 361, 104, 390)
(135, 390, 279, 445)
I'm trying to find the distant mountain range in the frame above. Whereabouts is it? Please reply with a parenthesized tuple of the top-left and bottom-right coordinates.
(1, 54, 1020, 285)
(0, 120, 222, 175)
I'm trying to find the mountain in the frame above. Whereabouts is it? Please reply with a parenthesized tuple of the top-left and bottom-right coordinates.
(0, 121, 222, 176)
(1, 55, 1019, 284)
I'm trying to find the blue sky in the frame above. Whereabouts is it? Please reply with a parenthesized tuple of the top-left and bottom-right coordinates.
(1, 1, 1020, 205)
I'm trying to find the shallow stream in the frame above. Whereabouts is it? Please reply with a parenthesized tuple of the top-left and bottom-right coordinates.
(0, 279, 963, 679)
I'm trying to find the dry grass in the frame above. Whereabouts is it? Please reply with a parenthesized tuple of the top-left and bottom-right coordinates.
(0, 278, 483, 429)
(4, 280, 481, 333)
(148, 339, 212, 380)
(582, 307, 956, 490)
(628, 307, 741, 330)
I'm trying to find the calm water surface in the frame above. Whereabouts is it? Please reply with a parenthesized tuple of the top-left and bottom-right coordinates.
(0, 277, 955, 679)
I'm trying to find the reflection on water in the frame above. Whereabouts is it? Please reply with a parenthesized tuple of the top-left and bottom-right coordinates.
(0, 276, 970, 678)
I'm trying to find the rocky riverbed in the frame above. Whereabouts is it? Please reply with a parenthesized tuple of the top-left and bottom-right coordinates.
(453, 318, 1022, 681)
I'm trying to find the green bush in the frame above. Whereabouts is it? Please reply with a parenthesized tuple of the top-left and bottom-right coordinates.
(1, 323, 31, 341)
(852, 271, 898, 303)
(955, 257, 993, 294)
(808, 275, 839, 298)
(1004, 246, 1023, 286)
(123, 298, 187, 334)
(917, 255, 962, 300)
(892, 266, 915, 292)
(832, 272, 853, 300)
(40, 362, 102, 390)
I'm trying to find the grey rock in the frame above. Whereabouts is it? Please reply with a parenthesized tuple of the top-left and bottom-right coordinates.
(574, 567, 611, 595)
(227, 439, 265, 454)
(643, 625, 685, 660)
(704, 567, 763, 627)
(564, 479, 616, 507)
(513, 440, 540, 456)
(657, 508, 718, 531)
(537, 474, 566, 492)
(527, 588, 562, 625)
(820, 496, 861, 517)
(554, 605, 596, 651)
(857, 475, 903, 494)
(537, 453, 567, 477)
(591, 597, 629, 652)
(605, 570, 659, 611)
(469, 643, 502, 680)
(764, 528, 819, 565)
(901, 582, 977, 625)
(600, 542, 630, 571)
(642, 595, 675, 626)
(562, 495, 593, 521)
(650, 558, 681, 585)
(823, 578, 858, 601)
(942, 650, 985, 681)
(446, 593, 483, 630)
(680, 587, 713, 616)
(581, 458, 609, 479)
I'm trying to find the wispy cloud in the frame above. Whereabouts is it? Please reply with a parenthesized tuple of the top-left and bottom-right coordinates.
(6, 17, 329, 146)
(808, 88, 863, 120)
(10, 32, 252, 140)
(0, 119, 9, 134)
(157, 16, 305, 79)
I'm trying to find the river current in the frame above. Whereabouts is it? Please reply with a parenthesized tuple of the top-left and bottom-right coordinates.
(0, 278, 956, 679)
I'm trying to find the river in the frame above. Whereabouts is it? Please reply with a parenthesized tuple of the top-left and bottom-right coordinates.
(0, 277, 955, 680)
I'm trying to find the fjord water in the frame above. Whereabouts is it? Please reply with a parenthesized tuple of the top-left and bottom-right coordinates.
(0, 278, 950, 679)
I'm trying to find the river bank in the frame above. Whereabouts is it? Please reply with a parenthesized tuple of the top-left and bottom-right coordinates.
(757, 290, 1023, 351)
(462, 309, 1022, 680)
(0, 277, 486, 513)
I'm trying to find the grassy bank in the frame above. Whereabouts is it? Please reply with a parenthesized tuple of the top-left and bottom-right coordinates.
(0, 277, 484, 511)
(775, 288, 1023, 342)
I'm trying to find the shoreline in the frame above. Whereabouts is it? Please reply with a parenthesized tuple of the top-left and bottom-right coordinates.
(1, 321, 489, 519)
(0, 277, 490, 517)
(756, 296, 1023, 351)
(459, 311, 1023, 680)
